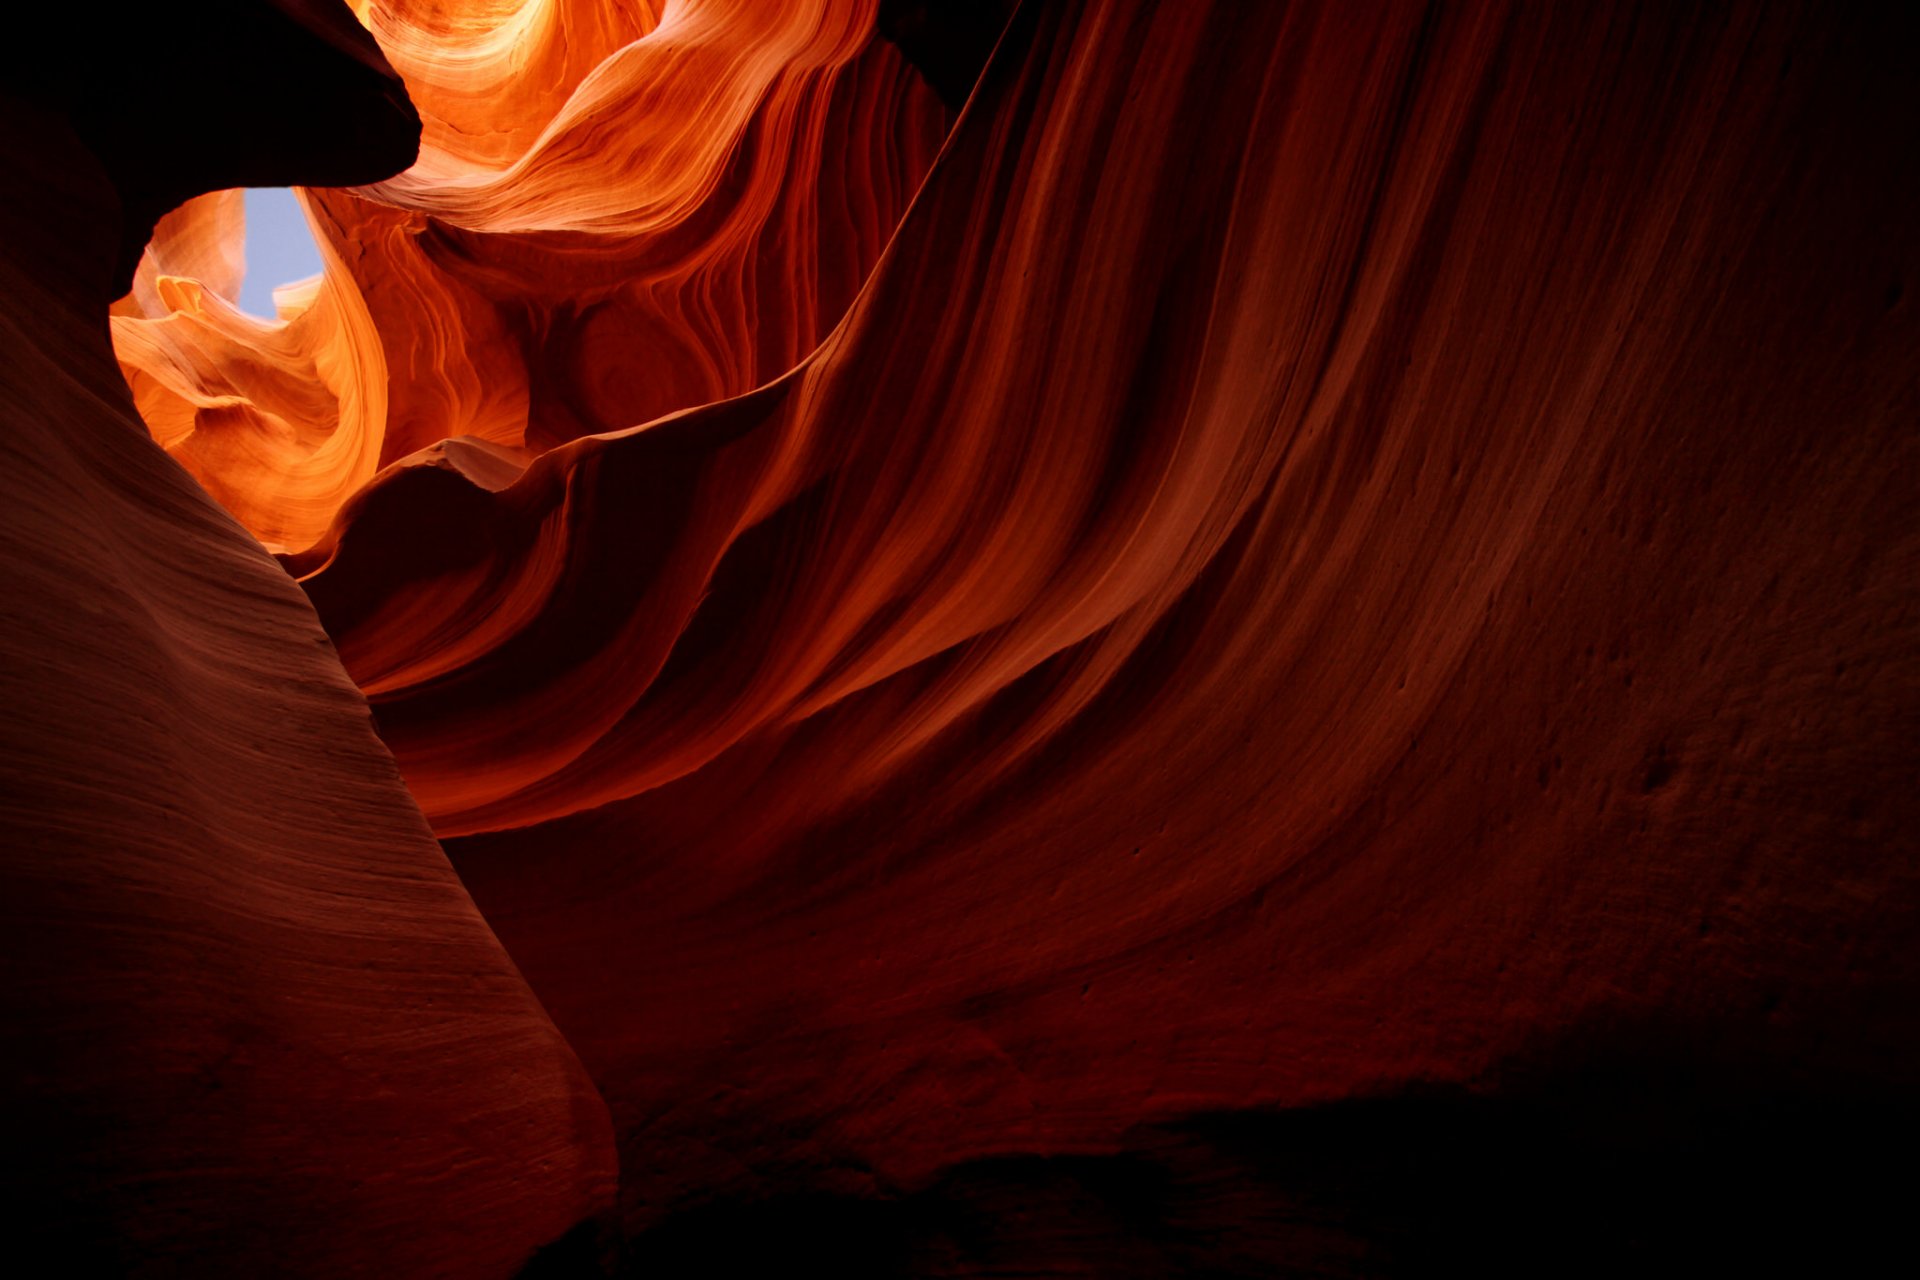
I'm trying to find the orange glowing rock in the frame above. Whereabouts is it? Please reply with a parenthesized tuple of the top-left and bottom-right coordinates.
(109, 0, 947, 549)
(4, 0, 1915, 1270)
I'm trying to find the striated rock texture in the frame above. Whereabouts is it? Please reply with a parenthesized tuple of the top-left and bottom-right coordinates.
(109, 0, 949, 550)
(0, 5, 613, 1276)
(5, 0, 1918, 1274)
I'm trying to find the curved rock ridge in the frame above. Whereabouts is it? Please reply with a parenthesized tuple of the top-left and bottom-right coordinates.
(9, 0, 1915, 1271)
(274, 0, 1917, 1251)
(1, 4, 614, 1274)
(109, 0, 949, 550)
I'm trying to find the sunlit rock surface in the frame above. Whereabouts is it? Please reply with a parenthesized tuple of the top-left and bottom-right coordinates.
(109, 0, 948, 550)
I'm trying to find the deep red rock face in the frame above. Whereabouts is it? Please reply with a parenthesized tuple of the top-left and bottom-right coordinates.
(4, 0, 1918, 1275)
(1, 5, 612, 1276)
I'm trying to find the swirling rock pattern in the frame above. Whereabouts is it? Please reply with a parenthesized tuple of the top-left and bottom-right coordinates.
(6, 0, 1918, 1273)
(110, 0, 948, 549)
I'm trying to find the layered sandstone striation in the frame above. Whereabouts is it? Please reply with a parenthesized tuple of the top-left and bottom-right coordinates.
(304, 1, 1920, 1263)
(109, 0, 949, 550)
(0, 5, 612, 1275)
(4, 0, 1916, 1273)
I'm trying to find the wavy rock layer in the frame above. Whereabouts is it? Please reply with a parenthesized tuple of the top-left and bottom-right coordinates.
(0, 7, 613, 1275)
(257, 0, 1920, 1264)
(16, 0, 1918, 1272)
(109, 0, 948, 550)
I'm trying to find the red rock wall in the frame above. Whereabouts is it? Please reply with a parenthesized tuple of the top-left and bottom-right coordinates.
(0, 7, 613, 1275)
(5, 0, 1917, 1273)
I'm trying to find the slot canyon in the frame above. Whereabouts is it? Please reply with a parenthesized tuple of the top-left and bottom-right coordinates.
(2, 1, 1915, 1274)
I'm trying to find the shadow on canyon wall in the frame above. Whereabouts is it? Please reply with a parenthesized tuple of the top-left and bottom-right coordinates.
(516, 1016, 1912, 1278)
